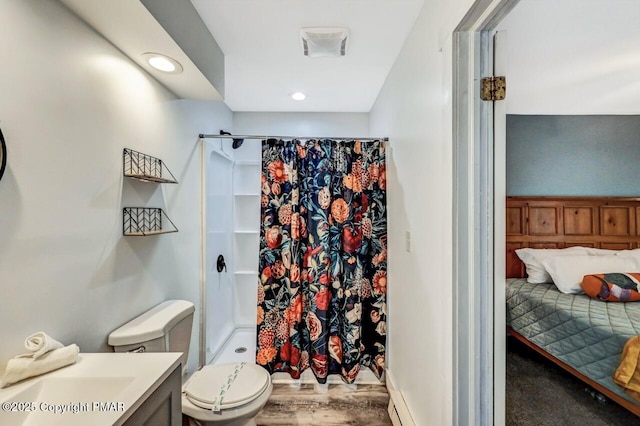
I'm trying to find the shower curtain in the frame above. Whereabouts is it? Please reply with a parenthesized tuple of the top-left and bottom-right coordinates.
(256, 138, 387, 384)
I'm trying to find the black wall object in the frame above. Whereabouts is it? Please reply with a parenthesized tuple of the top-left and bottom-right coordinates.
(216, 254, 227, 273)
(0, 128, 6, 182)
(219, 130, 244, 149)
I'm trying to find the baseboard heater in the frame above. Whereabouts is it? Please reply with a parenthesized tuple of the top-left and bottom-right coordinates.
(387, 389, 415, 426)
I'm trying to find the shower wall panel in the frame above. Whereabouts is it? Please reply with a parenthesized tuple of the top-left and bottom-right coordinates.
(205, 147, 235, 363)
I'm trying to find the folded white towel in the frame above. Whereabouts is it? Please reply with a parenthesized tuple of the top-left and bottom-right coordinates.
(23, 332, 64, 359)
(0, 344, 79, 388)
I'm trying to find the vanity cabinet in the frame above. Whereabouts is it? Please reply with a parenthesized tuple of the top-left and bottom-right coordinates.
(122, 364, 181, 426)
(0, 353, 182, 426)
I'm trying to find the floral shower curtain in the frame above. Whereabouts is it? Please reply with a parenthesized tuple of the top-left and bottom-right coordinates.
(256, 138, 387, 384)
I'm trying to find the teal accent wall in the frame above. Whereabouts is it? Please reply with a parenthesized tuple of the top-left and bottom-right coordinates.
(507, 115, 640, 196)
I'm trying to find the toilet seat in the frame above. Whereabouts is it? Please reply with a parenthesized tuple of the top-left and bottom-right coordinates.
(184, 363, 271, 411)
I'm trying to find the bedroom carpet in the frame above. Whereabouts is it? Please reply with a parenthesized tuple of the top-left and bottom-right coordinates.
(507, 336, 640, 425)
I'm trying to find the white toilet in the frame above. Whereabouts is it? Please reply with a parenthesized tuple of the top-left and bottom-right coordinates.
(108, 300, 272, 426)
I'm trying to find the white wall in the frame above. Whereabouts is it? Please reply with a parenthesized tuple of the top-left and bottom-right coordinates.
(369, 0, 474, 424)
(232, 112, 370, 162)
(0, 0, 233, 375)
(497, 0, 640, 114)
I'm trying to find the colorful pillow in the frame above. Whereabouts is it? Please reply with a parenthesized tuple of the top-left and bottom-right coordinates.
(581, 273, 640, 302)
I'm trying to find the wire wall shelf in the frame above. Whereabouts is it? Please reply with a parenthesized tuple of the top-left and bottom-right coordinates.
(123, 207, 178, 236)
(123, 148, 178, 184)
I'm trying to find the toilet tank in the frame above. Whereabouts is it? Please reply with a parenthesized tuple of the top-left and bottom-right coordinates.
(108, 300, 195, 373)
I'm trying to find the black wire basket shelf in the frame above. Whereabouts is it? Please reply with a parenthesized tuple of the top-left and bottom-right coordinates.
(123, 148, 178, 184)
(123, 207, 178, 236)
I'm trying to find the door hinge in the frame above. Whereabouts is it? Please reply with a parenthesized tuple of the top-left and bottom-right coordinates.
(480, 76, 506, 101)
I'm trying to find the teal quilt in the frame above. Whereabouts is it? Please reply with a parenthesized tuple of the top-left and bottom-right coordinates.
(506, 278, 640, 405)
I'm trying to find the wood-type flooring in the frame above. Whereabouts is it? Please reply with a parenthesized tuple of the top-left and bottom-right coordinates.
(255, 383, 393, 425)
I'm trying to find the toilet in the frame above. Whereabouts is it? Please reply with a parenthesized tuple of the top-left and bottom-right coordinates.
(108, 300, 272, 426)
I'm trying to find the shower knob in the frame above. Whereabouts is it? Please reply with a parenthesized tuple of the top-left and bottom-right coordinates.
(216, 255, 227, 273)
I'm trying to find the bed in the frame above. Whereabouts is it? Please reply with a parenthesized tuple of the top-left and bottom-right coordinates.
(506, 196, 640, 415)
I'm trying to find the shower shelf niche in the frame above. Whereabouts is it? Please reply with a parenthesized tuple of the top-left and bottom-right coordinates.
(233, 161, 261, 195)
(123, 148, 178, 184)
(123, 207, 178, 236)
(234, 194, 260, 231)
(233, 160, 260, 281)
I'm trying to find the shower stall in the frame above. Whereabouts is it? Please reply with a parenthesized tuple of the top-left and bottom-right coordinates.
(201, 135, 383, 384)
(202, 140, 261, 366)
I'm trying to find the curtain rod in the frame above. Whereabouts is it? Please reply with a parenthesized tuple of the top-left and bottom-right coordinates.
(198, 134, 388, 142)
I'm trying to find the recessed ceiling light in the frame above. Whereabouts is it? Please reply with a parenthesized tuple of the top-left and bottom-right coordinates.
(290, 92, 306, 101)
(141, 53, 183, 74)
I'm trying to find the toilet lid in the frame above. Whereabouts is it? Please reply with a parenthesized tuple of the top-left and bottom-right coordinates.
(184, 363, 270, 411)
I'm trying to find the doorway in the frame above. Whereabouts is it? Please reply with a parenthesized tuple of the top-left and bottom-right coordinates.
(454, 0, 640, 424)
(452, 1, 519, 425)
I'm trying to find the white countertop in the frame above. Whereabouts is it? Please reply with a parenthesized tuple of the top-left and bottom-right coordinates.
(0, 352, 182, 426)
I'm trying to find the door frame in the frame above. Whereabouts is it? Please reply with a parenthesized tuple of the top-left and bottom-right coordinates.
(452, 0, 520, 424)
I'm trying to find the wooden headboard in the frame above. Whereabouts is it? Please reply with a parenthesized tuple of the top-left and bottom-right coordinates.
(506, 196, 640, 278)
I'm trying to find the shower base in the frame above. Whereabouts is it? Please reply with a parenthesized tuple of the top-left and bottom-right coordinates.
(209, 326, 256, 364)
(209, 327, 383, 386)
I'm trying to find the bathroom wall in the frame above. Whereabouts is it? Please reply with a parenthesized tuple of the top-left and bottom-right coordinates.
(368, 0, 474, 424)
(233, 112, 370, 162)
(0, 0, 233, 374)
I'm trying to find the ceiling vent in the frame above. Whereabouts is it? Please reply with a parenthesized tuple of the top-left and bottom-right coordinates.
(300, 27, 349, 58)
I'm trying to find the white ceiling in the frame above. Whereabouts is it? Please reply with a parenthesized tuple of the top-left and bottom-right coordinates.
(191, 0, 425, 112)
(60, 0, 223, 100)
(60, 0, 424, 112)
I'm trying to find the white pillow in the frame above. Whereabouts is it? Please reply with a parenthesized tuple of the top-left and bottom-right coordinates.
(585, 248, 618, 256)
(614, 248, 640, 260)
(542, 254, 636, 294)
(515, 247, 590, 284)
